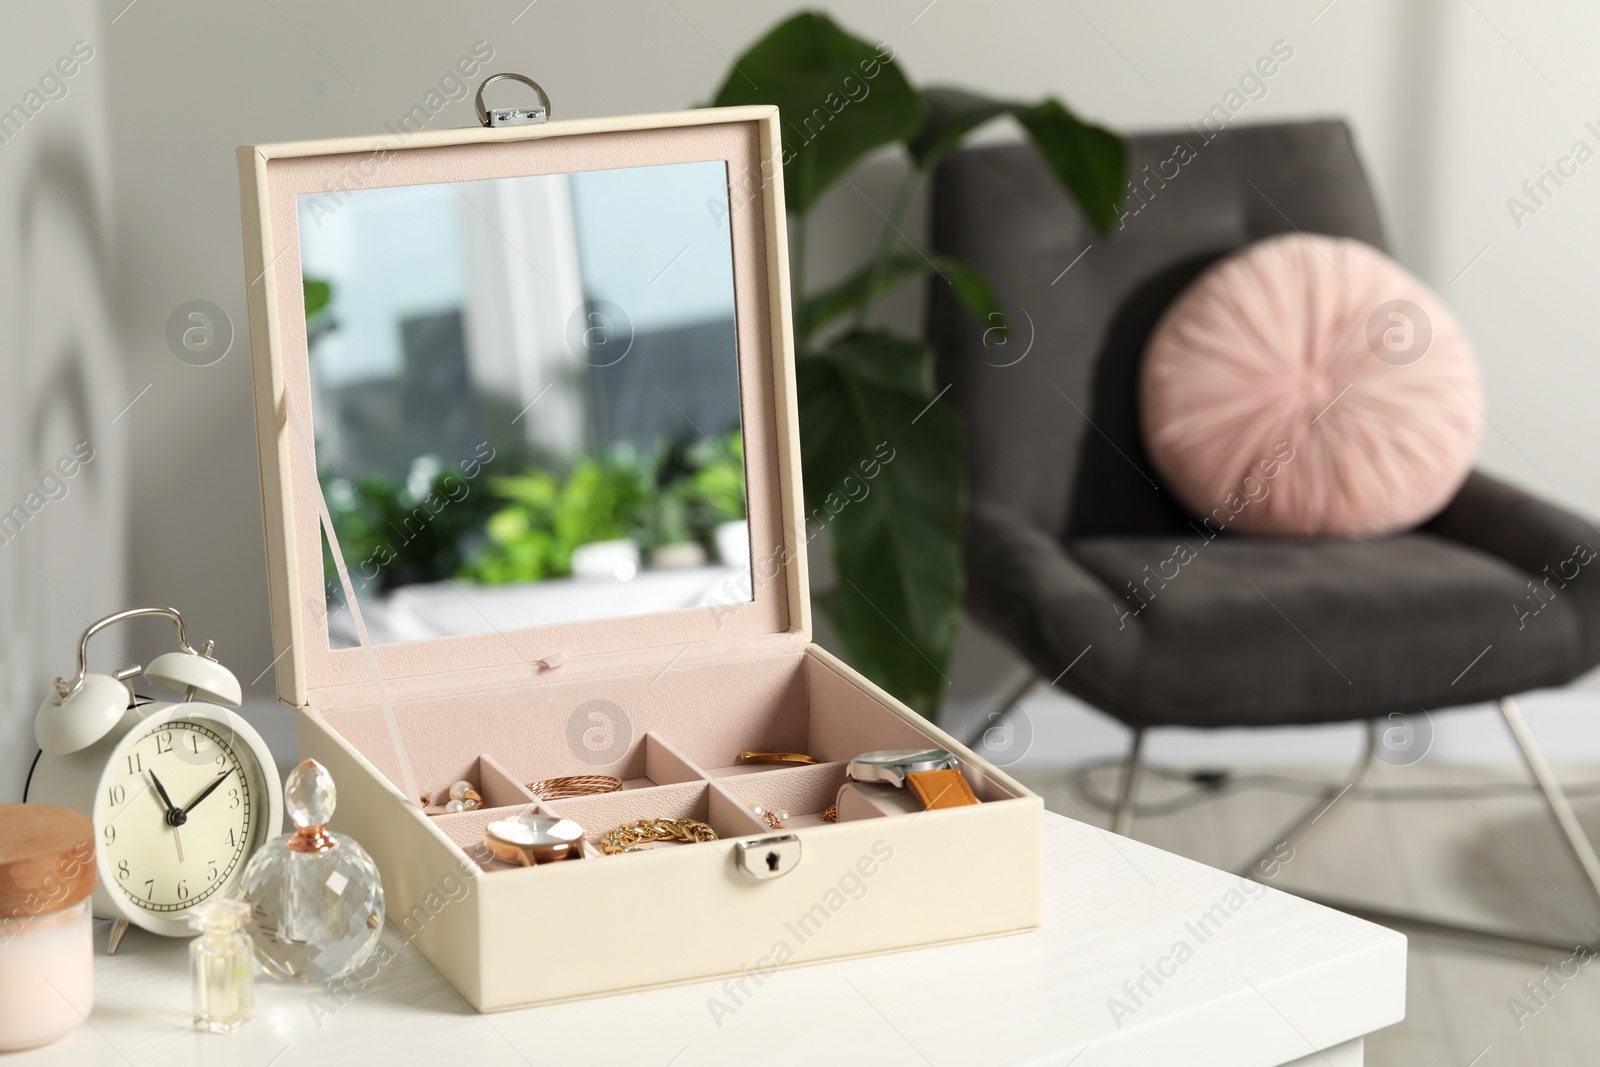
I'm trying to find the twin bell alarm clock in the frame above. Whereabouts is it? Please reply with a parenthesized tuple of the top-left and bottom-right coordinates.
(26, 607, 282, 950)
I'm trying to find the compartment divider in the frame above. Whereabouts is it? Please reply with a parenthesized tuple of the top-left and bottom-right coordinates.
(715, 761, 850, 823)
(707, 782, 775, 838)
(477, 753, 540, 806)
(642, 732, 712, 787)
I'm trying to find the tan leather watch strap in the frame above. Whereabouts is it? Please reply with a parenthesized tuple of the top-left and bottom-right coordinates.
(905, 768, 979, 810)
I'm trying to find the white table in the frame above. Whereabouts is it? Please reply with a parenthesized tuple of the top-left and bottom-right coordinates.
(13, 812, 1404, 1066)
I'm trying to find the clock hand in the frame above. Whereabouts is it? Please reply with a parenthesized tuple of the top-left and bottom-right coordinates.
(181, 771, 233, 815)
(149, 771, 179, 818)
(149, 771, 186, 863)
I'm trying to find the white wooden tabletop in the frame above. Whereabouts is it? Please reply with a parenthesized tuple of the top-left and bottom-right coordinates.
(12, 811, 1404, 1066)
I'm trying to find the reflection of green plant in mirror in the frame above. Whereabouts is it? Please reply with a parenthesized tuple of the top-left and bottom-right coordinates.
(465, 450, 655, 585)
(303, 278, 336, 347)
(686, 432, 745, 524)
(711, 13, 1126, 714)
(303, 279, 331, 318)
(321, 457, 499, 594)
(461, 433, 746, 585)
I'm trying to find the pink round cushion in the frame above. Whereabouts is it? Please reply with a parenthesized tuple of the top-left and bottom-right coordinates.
(1140, 233, 1482, 539)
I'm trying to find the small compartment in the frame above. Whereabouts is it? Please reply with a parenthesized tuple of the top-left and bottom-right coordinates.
(516, 731, 705, 794)
(631, 733, 706, 790)
(419, 754, 535, 815)
(715, 761, 849, 830)
(544, 782, 765, 852)
(834, 781, 922, 823)
(702, 749, 827, 779)
(425, 801, 560, 871)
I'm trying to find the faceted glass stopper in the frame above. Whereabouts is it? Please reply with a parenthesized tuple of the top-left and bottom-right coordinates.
(284, 759, 336, 829)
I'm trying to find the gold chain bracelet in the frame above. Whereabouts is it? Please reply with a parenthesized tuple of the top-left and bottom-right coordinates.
(601, 817, 717, 855)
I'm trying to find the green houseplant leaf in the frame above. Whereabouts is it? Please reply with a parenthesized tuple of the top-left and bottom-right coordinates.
(910, 87, 1127, 233)
(709, 15, 1125, 718)
(709, 12, 922, 214)
(906, 86, 1014, 167)
(1015, 99, 1127, 234)
(804, 245, 1003, 339)
(798, 331, 961, 713)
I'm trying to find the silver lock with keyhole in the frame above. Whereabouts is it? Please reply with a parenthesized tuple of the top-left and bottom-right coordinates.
(735, 834, 801, 880)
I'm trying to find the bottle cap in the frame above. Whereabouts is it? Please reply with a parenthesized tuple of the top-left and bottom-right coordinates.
(189, 897, 251, 936)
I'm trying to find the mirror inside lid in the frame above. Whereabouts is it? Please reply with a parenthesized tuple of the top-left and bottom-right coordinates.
(302, 161, 746, 647)
(243, 110, 804, 701)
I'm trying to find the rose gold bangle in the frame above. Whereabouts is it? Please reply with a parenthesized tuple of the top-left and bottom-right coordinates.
(525, 775, 622, 801)
(737, 751, 819, 767)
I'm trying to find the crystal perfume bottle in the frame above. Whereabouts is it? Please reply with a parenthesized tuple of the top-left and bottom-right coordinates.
(239, 760, 384, 983)
(190, 899, 254, 1034)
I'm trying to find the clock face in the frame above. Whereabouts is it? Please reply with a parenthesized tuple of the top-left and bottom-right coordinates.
(96, 717, 269, 918)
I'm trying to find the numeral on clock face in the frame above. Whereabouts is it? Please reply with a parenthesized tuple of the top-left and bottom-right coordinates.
(97, 720, 257, 915)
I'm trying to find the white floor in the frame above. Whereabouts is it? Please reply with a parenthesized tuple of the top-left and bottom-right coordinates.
(1010, 759, 1600, 1066)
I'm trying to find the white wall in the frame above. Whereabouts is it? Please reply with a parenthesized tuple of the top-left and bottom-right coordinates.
(0, 5, 125, 801)
(0, 0, 1584, 796)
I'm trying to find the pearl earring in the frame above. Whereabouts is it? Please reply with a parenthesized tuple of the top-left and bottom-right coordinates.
(444, 780, 483, 813)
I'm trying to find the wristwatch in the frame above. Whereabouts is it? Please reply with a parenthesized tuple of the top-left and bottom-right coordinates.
(483, 814, 586, 866)
(845, 749, 979, 810)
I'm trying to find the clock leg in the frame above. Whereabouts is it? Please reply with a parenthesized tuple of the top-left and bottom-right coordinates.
(107, 917, 130, 955)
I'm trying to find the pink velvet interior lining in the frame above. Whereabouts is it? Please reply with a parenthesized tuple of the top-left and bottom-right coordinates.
(314, 649, 1017, 869)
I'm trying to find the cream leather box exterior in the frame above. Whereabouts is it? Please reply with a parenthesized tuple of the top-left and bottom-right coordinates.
(238, 106, 1042, 1011)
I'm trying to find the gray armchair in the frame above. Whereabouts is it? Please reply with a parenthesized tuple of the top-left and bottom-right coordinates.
(928, 120, 1600, 951)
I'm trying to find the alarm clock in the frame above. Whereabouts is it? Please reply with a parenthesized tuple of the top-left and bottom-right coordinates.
(26, 607, 283, 951)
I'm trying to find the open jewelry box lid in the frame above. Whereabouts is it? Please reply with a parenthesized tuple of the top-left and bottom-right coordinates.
(238, 106, 809, 709)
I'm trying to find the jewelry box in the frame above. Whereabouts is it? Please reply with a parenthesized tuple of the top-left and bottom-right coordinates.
(237, 99, 1042, 1011)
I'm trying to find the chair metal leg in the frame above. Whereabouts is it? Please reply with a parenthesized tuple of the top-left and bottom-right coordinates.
(1234, 701, 1600, 956)
(1113, 729, 1145, 837)
(1499, 695, 1600, 916)
(962, 671, 1039, 748)
(1239, 720, 1379, 880)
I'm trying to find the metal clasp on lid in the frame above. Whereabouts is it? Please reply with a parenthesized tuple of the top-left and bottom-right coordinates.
(475, 72, 551, 127)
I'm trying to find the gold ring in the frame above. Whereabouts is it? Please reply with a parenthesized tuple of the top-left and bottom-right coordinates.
(601, 817, 717, 855)
(525, 775, 622, 801)
(737, 751, 819, 767)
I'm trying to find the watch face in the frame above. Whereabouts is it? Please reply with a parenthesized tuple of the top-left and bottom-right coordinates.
(853, 748, 955, 769)
(97, 717, 269, 918)
(847, 748, 959, 787)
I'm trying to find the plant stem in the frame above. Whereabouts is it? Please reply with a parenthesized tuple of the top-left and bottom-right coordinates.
(854, 167, 925, 330)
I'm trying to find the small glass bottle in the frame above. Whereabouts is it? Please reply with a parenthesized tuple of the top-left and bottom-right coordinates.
(189, 898, 254, 1033)
(239, 759, 384, 983)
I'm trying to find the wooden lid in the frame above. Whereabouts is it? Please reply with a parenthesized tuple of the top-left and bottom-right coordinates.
(0, 804, 96, 916)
